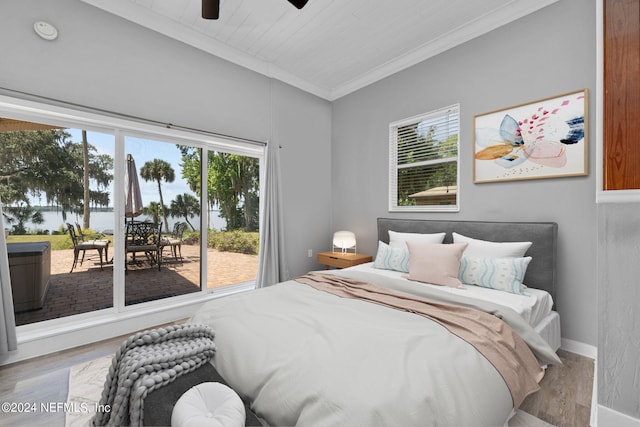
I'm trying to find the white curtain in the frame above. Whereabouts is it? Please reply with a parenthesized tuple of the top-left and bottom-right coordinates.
(0, 198, 17, 353)
(256, 144, 288, 288)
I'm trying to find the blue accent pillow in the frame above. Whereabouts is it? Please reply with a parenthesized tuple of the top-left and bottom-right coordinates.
(458, 256, 532, 295)
(373, 241, 410, 273)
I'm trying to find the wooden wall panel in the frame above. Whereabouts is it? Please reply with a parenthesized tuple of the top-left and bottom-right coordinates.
(604, 0, 640, 190)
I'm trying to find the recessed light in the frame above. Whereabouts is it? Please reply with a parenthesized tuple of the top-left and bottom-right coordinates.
(34, 21, 58, 41)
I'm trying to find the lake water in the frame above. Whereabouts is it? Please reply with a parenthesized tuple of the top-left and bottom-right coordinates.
(22, 209, 226, 234)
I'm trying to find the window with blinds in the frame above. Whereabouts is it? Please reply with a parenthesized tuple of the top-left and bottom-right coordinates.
(389, 105, 459, 212)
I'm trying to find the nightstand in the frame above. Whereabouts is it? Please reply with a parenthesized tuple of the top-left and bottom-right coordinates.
(317, 251, 372, 269)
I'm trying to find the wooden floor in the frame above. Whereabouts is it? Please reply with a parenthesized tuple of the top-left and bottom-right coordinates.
(0, 333, 130, 427)
(0, 335, 594, 427)
(520, 349, 595, 427)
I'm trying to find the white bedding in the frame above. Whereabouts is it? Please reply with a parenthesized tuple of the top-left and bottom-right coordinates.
(345, 262, 554, 327)
(191, 269, 560, 427)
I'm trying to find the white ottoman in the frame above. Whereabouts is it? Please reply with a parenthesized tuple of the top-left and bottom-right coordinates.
(171, 382, 246, 427)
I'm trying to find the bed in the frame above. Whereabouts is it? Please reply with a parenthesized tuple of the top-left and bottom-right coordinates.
(375, 218, 561, 352)
(187, 218, 561, 427)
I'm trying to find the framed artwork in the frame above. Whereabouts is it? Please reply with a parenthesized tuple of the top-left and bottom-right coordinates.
(473, 89, 588, 183)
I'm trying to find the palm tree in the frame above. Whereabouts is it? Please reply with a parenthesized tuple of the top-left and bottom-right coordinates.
(170, 193, 199, 231)
(143, 201, 165, 226)
(140, 159, 175, 230)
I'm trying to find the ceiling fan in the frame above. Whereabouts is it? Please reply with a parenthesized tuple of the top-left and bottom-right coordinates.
(202, 0, 309, 19)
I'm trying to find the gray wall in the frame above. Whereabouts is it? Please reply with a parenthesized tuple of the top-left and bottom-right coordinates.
(0, 0, 332, 277)
(9, 0, 640, 421)
(331, 0, 597, 347)
(270, 80, 333, 276)
(598, 203, 640, 418)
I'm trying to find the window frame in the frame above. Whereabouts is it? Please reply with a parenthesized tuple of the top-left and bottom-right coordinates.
(388, 104, 460, 212)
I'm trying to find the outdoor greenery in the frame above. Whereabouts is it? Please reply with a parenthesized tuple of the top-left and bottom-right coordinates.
(6, 225, 113, 250)
(0, 129, 113, 234)
(140, 158, 175, 232)
(396, 122, 457, 206)
(0, 129, 260, 239)
(170, 193, 199, 231)
(179, 146, 259, 232)
(207, 230, 259, 255)
(143, 201, 165, 228)
(6, 228, 258, 255)
(6, 233, 97, 251)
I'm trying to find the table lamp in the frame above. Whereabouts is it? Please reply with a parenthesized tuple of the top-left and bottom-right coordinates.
(332, 231, 356, 254)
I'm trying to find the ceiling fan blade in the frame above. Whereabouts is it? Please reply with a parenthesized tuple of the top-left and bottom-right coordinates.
(287, 0, 309, 9)
(202, 0, 307, 20)
(202, 0, 220, 19)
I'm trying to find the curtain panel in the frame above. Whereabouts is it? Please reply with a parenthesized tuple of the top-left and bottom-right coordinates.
(0, 197, 17, 353)
(256, 144, 288, 288)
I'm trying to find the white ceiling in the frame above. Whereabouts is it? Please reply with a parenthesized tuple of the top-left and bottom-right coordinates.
(80, 0, 558, 100)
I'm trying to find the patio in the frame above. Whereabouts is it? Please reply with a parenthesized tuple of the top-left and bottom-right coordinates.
(13, 243, 259, 326)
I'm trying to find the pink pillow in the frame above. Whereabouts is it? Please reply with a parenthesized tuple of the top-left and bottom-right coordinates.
(405, 241, 468, 288)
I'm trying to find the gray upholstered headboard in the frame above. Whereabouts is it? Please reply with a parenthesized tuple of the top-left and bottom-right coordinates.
(377, 218, 558, 302)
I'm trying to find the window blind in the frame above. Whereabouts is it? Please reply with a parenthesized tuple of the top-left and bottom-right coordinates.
(389, 105, 459, 212)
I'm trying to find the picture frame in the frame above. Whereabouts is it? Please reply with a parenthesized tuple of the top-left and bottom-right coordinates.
(473, 89, 588, 183)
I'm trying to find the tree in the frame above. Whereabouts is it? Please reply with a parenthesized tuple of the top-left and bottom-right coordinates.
(3, 202, 44, 235)
(178, 146, 259, 232)
(170, 193, 199, 231)
(143, 201, 165, 226)
(396, 122, 457, 206)
(0, 129, 113, 229)
(140, 159, 175, 231)
(88, 152, 115, 208)
(207, 152, 243, 230)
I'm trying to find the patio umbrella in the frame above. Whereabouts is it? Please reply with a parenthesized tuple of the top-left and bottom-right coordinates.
(125, 154, 143, 221)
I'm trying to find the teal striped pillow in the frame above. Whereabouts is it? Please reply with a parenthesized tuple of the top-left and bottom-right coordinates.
(373, 241, 410, 272)
(458, 256, 531, 295)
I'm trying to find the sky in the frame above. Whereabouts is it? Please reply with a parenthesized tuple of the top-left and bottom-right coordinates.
(33, 128, 197, 208)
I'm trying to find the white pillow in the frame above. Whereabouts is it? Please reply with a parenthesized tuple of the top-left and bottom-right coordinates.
(459, 256, 531, 295)
(388, 230, 446, 249)
(452, 232, 531, 258)
(373, 241, 410, 272)
(171, 382, 245, 427)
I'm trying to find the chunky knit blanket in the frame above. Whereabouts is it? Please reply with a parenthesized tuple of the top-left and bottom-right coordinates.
(91, 324, 216, 427)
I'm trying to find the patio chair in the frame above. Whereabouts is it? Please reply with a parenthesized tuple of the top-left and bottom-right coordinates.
(67, 223, 110, 273)
(75, 222, 105, 241)
(161, 222, 186, 264)
(125, 221, 163, 271)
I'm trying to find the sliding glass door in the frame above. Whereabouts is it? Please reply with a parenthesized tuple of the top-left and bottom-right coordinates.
(202, 149, 260, 289)
(123, 136, 202, 306)
(157, 145, 261, 291)
(0, 121, 115, 325)
(0, 108, 263, 326)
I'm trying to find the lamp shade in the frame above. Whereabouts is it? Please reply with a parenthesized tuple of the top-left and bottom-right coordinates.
(333, 231, 356, 253)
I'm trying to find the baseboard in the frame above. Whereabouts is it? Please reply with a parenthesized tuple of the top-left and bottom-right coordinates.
(598, 405, 640, 427)
(561, 337, 597, 359)
(592, 360, 598, 426)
